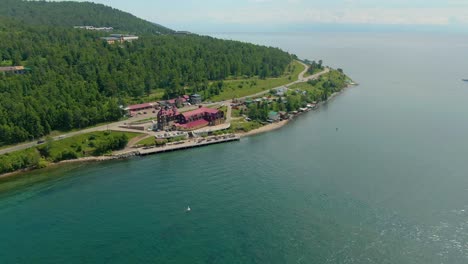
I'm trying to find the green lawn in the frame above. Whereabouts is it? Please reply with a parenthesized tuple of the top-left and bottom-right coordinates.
(44, 131, 142, 159)
(231, 108, 243, 118)
(0, 131, 143, 177)
(226, 119, 263, 133)
(135, 137, 155, 147)
(209, 60, 305, 102)
(0, 60, 13, 66)
(303, 67, 324, 78)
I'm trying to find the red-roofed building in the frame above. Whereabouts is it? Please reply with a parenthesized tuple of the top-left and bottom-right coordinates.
(163, 95, 189, 107)
(175, 107, 224, 131)
(125, 102, 157, 115)
(157, 106, 179, 130)
(174, 119, 209, 130)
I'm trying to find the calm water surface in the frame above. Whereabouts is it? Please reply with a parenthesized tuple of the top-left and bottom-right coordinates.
(1, 32, 468, 263)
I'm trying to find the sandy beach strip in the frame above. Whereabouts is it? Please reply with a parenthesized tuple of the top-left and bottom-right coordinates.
(238, 119, 290, 137)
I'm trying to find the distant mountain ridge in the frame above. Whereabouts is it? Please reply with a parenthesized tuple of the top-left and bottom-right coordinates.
(0, 0, 173, 34)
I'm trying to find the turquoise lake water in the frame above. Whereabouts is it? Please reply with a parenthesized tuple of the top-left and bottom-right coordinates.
(1, 32, 468, 263)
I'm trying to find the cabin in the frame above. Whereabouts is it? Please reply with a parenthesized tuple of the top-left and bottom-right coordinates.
(279, 111, 289, 120)
(268, 111, 280, 122)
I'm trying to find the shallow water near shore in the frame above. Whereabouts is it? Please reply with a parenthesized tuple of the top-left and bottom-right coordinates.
(1, 32, 468, 263)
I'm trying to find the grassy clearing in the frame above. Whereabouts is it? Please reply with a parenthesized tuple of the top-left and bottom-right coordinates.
(127, 88, 166, 105)
(41, 131, 141, 159)
(214, 119, 263, 134)
(0, 131, 142, 176)
(209, 60, 305, 102)
(303, 67, 323, 78)
(231, 108, 243, 118)
(135, 137, 155, 147)
(0, 60, 12, 66)
(218, 105, 228, 117)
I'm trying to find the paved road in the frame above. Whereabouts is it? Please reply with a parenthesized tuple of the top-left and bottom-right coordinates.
(0, 61, 328, 155)
(236, 61, 329, 100)
(0, 113, 156, 155)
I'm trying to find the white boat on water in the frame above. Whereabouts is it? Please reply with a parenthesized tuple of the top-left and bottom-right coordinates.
(186, 206, 191, 212)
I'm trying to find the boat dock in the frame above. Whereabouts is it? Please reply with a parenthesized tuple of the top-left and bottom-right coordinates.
(138, 134, 240, 156)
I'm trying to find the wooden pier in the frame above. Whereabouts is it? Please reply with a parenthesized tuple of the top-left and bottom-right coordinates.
(138, 135, 240, 156)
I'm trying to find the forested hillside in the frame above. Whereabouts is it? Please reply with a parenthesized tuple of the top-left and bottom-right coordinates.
(0, 16, 293, 145)
(0, 0, 172, 34)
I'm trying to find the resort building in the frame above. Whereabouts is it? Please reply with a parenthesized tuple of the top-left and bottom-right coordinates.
(125, 102, 158, 116)
(74, 26, 113, 31)
(0, 66, 27, 75)
(101, 34, 139, 44)
(174, 107, 224, 131)
(110, 34, 139, 41)
(157, 106, 179, 131)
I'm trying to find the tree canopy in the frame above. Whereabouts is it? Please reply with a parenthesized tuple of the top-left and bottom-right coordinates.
(0, 14, 293, 145)
(0, 0, 172, 34)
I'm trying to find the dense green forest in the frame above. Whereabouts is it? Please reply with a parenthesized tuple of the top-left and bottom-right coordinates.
(0, 0, 172, 34)
(0, 2, 293, 146)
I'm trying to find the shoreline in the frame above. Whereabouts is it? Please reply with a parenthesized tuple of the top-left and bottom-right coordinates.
(0, 83, 353, 181)
(238, 119, 290, 137)
(0, 156, 117, 180)
(0, 89, 349, 180)
(238, 89, 342, 137)
(0, 62, 318, 181)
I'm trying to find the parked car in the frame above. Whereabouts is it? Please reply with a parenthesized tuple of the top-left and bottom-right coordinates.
(37, 140, 45, 144)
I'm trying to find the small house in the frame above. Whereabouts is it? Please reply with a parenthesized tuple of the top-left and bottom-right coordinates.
(268, 111, 280, 122)
(279, 111, 289, 120)
(275, 86, 289, 96)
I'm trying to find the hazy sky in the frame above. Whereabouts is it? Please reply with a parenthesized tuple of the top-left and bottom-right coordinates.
(73, 0, 468, 32)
